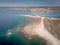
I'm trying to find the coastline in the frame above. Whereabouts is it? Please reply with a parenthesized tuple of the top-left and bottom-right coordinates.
(16, 15, 60, 45)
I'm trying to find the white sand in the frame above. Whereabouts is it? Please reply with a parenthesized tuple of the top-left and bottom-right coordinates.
(19, 14, 40, 18)
(35, 17, 60, 45)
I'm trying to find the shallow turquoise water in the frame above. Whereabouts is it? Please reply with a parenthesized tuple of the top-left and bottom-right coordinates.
(0, 10, 60, 45)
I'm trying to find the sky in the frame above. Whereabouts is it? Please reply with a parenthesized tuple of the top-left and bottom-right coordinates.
(0, 0, 60, 7)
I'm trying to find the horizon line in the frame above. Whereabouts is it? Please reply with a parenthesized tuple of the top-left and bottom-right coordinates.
(0, 6, 60, 8)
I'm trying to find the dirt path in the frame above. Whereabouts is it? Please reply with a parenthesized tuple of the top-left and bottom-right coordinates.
(35, 17, 60, 45)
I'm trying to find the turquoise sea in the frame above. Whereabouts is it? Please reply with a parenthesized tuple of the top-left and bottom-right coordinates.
(0, 10, 60, 45)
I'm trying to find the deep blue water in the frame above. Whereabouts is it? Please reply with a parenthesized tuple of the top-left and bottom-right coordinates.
(0, 10, 60, 45)
(0, 10, 33, 34)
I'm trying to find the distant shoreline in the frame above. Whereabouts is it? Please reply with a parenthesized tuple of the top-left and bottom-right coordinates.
(0, 7, 60, 12)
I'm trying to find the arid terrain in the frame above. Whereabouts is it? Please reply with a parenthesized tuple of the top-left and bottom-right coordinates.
(16, 15, 60, 45)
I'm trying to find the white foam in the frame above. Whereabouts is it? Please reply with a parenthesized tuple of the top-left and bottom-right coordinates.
(7, 32, 12, 35)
